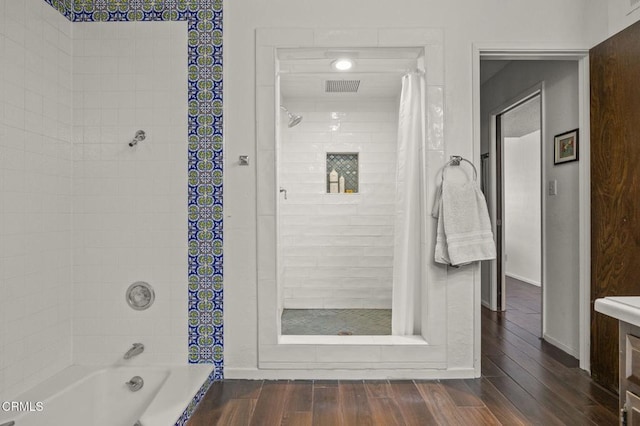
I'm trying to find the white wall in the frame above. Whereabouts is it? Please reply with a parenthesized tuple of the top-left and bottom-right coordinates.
(72, 21, 188, 364)
(504, 131, 541, 286)
(279, 99, 397, 309)
(0, 0, 73, 401)
(481, 61, 580, 356)
(223, 0, 608, 375)
(607, 0, 640, 36)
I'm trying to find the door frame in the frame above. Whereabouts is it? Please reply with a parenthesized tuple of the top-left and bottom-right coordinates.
(472, 46, 591, 372)
(492, 89, 543, 315)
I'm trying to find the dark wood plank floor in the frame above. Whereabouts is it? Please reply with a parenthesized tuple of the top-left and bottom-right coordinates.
(504, 276, 541, 338)
(188, 281, 618, 425)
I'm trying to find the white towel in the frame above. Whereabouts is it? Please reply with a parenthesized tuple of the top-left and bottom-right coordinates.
(433, 179, 496, 266)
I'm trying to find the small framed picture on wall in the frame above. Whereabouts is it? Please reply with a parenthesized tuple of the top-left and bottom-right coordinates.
(554, 129, 579, 165)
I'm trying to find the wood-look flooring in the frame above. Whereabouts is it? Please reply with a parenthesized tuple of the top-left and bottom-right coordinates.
(188, 279, 618, 425)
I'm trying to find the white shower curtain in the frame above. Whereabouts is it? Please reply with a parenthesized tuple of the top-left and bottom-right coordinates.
(392, 71, 426, 336)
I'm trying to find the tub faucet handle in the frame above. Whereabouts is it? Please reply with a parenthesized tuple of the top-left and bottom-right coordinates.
(126, 376, 144, 392)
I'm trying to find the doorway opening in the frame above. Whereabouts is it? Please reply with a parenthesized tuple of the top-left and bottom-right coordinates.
(255, 28, 451, 376)
(476, 54, 590, 369)
(276, 47, 425, 338)
(495, 94, 543, 337)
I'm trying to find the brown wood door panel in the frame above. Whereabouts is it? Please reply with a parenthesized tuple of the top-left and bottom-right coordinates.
(591, 19, 640, 394)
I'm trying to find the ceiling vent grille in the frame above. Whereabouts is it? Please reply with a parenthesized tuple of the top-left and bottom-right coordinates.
(325, 80, 360, 93)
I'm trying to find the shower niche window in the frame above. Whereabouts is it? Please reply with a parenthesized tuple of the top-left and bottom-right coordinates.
(326, 153, 358, 193)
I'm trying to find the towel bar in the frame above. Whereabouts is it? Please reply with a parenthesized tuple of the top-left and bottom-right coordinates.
(443, 155, 478, 181)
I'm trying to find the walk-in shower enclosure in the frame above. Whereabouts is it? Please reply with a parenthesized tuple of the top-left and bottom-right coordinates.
(255, 28, 459, 378)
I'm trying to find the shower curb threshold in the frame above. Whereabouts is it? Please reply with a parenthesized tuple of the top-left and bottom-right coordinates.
(279, 335, 428, 345)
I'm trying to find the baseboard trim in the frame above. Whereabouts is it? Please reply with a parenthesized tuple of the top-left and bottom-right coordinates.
(543, 333, 579, 358)
(224, 367, 477, 380)
(506, 273, 541, 287)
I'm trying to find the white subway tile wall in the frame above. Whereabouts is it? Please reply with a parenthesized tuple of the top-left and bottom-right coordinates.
(279, 100, 398, 309)
(72, 21, 188, 365)
(0, 0, 73, 401)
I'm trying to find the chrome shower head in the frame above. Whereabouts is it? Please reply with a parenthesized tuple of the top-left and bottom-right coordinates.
(280, 106, 303, 128)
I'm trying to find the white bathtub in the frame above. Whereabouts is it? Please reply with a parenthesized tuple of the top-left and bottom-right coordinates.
(0, 365, 215, 426)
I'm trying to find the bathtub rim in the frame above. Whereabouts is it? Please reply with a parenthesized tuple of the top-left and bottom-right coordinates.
(0, 364, 215, 426)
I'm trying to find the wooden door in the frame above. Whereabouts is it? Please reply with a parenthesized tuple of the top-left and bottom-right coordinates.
(591, 19, 640, 393)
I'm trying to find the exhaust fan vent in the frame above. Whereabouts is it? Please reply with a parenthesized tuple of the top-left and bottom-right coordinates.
(325, 80, 360, 93)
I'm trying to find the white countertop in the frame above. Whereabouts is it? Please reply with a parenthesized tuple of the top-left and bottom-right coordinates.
(595, 296, 640, 328)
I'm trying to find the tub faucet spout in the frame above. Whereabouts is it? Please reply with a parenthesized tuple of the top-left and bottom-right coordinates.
(124, 343, 144, 359)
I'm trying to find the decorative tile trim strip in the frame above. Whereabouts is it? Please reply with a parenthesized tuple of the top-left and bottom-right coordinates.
(42, 0, 223, 378)
(42, 0, 74, 20)
(174, 368, 217, 425)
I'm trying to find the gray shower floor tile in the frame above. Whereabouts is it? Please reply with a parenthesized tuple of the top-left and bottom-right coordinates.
(281, 308, 391, 335)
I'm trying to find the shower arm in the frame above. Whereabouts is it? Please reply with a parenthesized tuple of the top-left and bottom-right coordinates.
(280, 106, 293, 119)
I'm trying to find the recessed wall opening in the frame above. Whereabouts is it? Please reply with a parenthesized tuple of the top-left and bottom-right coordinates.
(256, 28, 449, 375)
(276, 46, 425, 340)
(326, 153, 359, 194)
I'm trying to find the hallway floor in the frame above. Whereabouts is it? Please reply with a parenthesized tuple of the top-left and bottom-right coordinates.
(188, 282, 618, 425)
(504, 276, 541, 337)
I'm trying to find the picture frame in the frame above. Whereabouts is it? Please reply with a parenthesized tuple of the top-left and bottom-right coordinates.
(554, 128, 579, 165)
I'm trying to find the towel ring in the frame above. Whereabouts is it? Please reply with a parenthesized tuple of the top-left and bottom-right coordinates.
(442, 156, 478, 182)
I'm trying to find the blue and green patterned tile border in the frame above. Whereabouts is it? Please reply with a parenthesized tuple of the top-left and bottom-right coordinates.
(45, 0, 74, 20)
(42, 0, 224, 379)
(174, 367, 217, 425)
